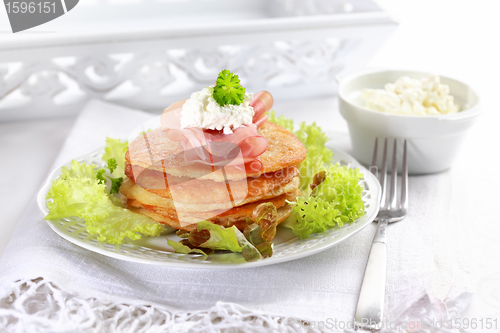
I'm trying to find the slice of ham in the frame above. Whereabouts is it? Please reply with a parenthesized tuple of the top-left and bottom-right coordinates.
(251, 91, 273, 122)
(160, 91, 273, 173)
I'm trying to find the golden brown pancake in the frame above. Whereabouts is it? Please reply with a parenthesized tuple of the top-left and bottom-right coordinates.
(120, 119, 305, 233)
(126, 190, 293, 221)
(119, 176, 299, 212)
(125, 165, 298, 204)
(125, 121, 307, 182)
(126, 193, 296, 231)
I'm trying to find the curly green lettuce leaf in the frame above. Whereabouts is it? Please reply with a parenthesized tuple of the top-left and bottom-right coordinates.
(270, 113, 365, 239)
(241, 224, 273, 260)
(295, 122, 333, 194)
(195, 221, 242, 252)
(251, 202, 278, 242)
(286, 163, 365, 239)
(45, 160, 162, 244)
(237, 202, 278, 260)
(108, 193, 123, 207)
(46, 175, 109, 221)
(60, 160, 98, 180)
(84, 204, 162, 244)
(269, 111, 333, 193)
(168, 223, 264, 261)
(212, 69, 246, 106)
(268, 111, 294, 132)
(234, 228, 264, 262)
(102, 138, 128, 178)
(243, 223, 263, 246)
(170, 203, 276, 261)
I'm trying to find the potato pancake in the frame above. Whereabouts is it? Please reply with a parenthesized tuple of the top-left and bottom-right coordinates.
(125, 164, 298, 205)
(126, 192, 296, 231)
(119, 176, 299, 212)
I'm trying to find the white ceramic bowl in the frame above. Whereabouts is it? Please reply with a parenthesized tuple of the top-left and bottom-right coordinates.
(338, 69, 481, 174)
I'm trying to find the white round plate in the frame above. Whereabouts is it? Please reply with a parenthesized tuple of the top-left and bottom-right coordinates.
(37, 146, 381, 269)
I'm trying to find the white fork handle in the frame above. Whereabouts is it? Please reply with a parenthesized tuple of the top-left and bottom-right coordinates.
(354, 218, 388, 329)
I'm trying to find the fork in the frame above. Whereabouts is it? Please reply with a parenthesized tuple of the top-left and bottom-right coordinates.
(354, 138, 408, 329)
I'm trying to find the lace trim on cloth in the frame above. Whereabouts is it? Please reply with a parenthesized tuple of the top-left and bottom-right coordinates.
(0, 278, 316, 333)
(0, 278, 472, 333)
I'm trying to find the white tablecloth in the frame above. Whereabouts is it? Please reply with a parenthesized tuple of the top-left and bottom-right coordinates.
(1, 0, 500, 330)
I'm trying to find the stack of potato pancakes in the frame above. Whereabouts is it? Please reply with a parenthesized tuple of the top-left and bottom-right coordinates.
(119, 121, 306, 231)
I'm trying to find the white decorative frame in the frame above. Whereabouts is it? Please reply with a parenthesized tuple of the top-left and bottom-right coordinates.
(0, 0, 397, 120)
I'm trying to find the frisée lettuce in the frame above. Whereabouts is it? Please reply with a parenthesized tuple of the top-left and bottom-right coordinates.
(286, 164, 365, 239)
(269, 112, 365, 239)
(45, 140, 162, 244)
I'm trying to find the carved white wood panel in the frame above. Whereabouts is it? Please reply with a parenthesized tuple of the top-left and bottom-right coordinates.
(0, 0, 397, 120)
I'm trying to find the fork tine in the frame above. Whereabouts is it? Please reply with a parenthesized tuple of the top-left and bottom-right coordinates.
(379, 138, 388, 208)
(400, 140, 408, 211)
(370, 138, 378, 176)
(388, 139, 398, 210)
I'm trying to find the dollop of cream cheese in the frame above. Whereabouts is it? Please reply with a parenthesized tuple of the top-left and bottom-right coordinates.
(180, 87, 254, 134)
(362, 75, 460, 116)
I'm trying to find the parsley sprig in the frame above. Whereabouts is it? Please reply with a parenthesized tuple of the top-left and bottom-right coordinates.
(212, 69, 246, 107)
(96, 158, 123, 194)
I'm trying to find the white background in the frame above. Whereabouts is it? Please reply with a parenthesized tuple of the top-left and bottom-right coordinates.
(1, 0, 499, 325)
